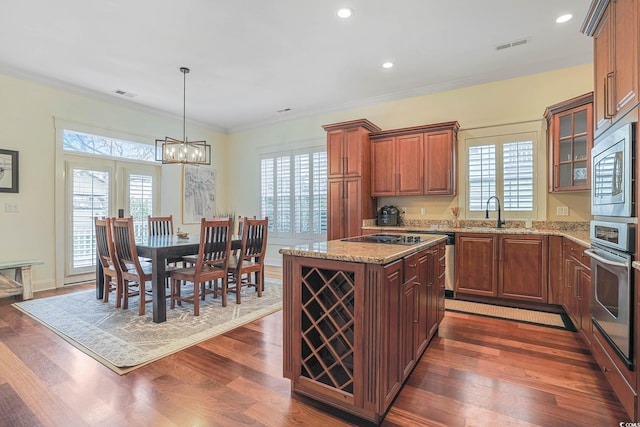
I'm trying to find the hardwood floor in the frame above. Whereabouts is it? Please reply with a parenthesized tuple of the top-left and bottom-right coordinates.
(0, 267, 630, 426)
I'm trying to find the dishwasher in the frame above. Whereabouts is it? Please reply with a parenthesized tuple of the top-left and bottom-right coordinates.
(408, 230, 455, 295)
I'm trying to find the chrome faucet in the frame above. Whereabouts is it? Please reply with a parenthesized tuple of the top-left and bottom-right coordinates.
(485, 196, 506, 228)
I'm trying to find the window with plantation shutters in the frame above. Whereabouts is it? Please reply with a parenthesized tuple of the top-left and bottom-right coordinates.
(260, 148, 327, 241)
(127, 173, 154, 237)
(503, 141, 534, 211)
(466, 132, 536, 219)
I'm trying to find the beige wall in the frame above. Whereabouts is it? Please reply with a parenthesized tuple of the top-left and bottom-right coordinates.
(228, 64, 594, 262)
(0, 63, 594, 286)
(0, 73, 228, 291)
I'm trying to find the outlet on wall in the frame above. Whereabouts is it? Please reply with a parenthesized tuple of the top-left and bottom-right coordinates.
(557, 206, 569, 216)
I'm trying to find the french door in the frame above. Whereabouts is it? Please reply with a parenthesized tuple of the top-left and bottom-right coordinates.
(64, 155, 158, 284)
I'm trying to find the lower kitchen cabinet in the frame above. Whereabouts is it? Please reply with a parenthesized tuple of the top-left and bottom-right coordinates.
(455, 233, 548, 303)
(455, 233, 498, 297)
(562, 238, 591, 346)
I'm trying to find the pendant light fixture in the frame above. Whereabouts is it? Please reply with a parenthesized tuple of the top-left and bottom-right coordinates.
(155, 67, 211, 165)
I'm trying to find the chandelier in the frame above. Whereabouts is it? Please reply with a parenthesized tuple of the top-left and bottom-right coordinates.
(155, 67, 211, 165)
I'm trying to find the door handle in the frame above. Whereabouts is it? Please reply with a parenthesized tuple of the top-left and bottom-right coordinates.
(584, 249, 628, 268)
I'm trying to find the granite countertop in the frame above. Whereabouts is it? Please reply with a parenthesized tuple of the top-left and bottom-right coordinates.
(361, 224, 591, 248)
(278, 234, 447, 264)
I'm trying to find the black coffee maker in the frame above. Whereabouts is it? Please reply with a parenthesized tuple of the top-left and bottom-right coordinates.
(377, 205, 400, 226)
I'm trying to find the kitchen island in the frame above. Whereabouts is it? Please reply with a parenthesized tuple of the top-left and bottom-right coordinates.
(279, 234, 446, 424)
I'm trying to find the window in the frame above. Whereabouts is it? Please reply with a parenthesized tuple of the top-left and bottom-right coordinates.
(466, 132, 536, 218)
(260, 148, 327, 241)
(127, 173, 154, 237)
(63, 130, 156, 162)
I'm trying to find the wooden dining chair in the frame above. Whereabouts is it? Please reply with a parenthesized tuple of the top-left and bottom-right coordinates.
(95, 217, 123, 307)
(112, 217, 157, 315)
(169, 217, 233, 315)
(148, 215, 174, 236)
(226, 217, 268, 304)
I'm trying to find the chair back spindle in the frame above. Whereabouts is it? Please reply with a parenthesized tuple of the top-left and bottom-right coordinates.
(148, 215, 174, 236)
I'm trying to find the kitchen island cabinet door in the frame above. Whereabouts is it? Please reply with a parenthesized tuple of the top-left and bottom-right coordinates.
(282, 256, 366, 411)
(381, 259, 403, 413)
(455, 234, 498, 297)
(498, 235, 548, 303)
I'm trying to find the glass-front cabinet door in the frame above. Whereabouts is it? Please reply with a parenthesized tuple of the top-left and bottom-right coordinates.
(544, 92, 593, 192)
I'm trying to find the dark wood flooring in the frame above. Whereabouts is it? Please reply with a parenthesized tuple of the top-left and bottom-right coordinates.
(0, 268, 630, 426)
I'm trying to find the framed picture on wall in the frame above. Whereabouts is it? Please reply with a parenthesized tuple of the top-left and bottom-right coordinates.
(182, 164, 216, 224)
(0, 149, 18, 193)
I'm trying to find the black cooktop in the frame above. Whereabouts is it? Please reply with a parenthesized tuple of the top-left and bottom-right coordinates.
(341, 233, 423, 245)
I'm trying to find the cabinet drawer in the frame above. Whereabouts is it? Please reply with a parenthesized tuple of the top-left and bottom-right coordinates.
(591, 328, 637, 420)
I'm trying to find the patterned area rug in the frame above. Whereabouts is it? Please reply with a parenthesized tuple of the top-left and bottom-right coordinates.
(445, 298, 575, 331)
(13, 279, 282, 374)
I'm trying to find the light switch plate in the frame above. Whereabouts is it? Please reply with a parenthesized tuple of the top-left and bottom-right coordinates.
(557, 206, 569, 216)
(5, 202, 19, 213)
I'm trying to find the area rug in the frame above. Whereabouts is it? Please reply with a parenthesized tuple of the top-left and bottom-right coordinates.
(12, 279, 282, 375)
(445, 298, 575, 331)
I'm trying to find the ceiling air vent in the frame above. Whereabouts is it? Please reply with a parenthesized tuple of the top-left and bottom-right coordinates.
(113, 89, 137, 98)
(496, 37, 530, 51)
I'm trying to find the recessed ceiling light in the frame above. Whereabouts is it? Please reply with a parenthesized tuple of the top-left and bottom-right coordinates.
(556, 14, 572, 23)
(382, 62, 394, 69)
(337, 8, 353, 19)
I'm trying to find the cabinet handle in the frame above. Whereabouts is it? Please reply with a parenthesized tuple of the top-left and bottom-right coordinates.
(604, 72, 615, 119)
(396, 173, 400, 191)
(342, 157, 347, 174)
(409, 264, 417, 268)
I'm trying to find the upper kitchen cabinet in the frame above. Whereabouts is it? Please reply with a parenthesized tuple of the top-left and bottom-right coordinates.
(544, 93, 593, 192)
(324, 119, 381, 179)
(423, 122, 459, 195)
(370, 133, 423, 196)
(370, 121, 459, 197)
(582, 0, 639, 137)
(324, 119, 381, 240)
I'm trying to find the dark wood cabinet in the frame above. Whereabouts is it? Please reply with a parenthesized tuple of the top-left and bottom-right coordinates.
(370, 122, 459, 197)
(455, 233, 498, 297)
(561, 238, 591, 346)
(371, 134, 423, 196)
(324, 119, 380, 240)
(328, 178, 367, 240)
(423, 128, 458, 195)
(544, 93, 593, 192)
(455, 233, 548, 303)
(282, 242, 443, 424)
(499, 235, 548, 303)
(583, 0, 639, 137)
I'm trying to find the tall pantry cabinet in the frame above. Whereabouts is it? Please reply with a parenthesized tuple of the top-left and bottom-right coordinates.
(324, 119, 381, 240)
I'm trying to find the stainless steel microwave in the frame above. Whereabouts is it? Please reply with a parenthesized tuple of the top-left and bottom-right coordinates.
(591, 122, 635, 217)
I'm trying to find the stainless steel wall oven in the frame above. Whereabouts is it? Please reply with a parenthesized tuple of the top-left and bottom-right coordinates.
(588, 121, 636, 369)
(587, 221, 635, 368)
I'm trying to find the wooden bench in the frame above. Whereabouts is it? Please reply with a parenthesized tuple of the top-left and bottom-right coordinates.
(0, 260, 44, 300)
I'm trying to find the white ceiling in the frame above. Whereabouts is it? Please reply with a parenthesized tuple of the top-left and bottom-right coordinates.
(0, 0, 593, 133)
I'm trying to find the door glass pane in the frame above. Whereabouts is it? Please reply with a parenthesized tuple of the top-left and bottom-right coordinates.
(71, 169, 109, 270)
(574, 110, 587, 134)
(129, 174, 153, 237)
(559, 114, 572, 138)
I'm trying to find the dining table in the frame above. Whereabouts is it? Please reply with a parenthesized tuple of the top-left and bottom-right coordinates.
(95, 233, 241, 323)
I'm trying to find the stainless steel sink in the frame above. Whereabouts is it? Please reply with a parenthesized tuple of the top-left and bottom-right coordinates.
(463, 227, 534, 232)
